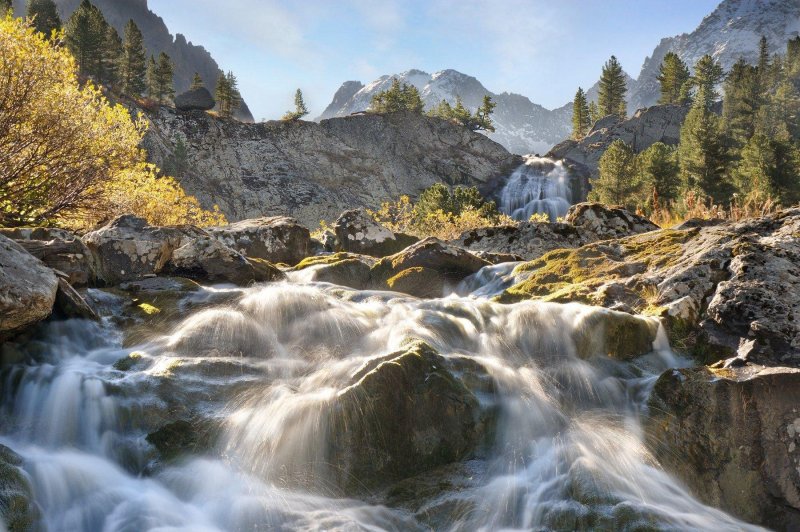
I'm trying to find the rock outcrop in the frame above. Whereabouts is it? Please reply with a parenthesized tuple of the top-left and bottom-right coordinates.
(0, 235, 58, 337)
(333, 209, 417, 257)
(0, 444, 41, 531)
(647, 365, 800, 530)
(453, 203, 658, 261)
(143, 109, 521, 228)
(500, 208, 800, 366)
(548, 104, 690, 179)
(1, 228, 96, 286)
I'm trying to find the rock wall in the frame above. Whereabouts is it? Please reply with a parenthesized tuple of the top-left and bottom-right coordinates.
(143, 109, 521, 228)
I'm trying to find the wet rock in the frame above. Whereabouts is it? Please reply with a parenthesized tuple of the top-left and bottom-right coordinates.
(0, 444, 42, 532)
(646, 365, 800, 530)
(472, 250, 524, 264)
(371, 238, 490, 289)
(565, 202, 659, 242)
(175, 87, 215, 111)
(54, 277, 99, 321)
(0, 235, 58, 337)
(333, 209, 418, 257)
(167, 236, 285, 285)
(386, 267, 444, 298)
(326, 341, 493, 489)
(572, 307, 658, 360)
(292, 253, 376, 289)
(146, 419, 218, 461)
(208, 216, 311, 265)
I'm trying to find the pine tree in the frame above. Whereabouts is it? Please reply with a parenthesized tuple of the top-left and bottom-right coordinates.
(282, 88, 309, 121)
(216, 71, 241, 118)
(471, 95, 496, 132)
(691, 54, 725, 109)
(64, 0, 107, 77)
(588, 139, 642, 209)
(757, 35, 771, 91)
(722, 58, 760, 148)
(370, 78, 423, 114)
(451, 96, 471, 125)
(1, 0, 11, 13)
(100, 24, 123, 86)
(155, 53, 174, 103)
(26, 0, 61, 37)
(121, 19, 147, 96)
(588, 101, 600, 125)
(637, 142, 681, 204)
(733, 133, 800, 204)
(571, 87, 591, 139)
(678, 91, 732, 203)
(427, 99, 453, 120)
(657, 52, 690, 105)
(598, 55, 627, 119)
(146, 55, 157, 99)
(190, 72, 203, 90)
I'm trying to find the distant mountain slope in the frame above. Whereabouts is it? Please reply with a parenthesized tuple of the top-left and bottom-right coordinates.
(318, 69, 572, 156)
(630, 0, 800, 109)
(13, 0, 254, 121)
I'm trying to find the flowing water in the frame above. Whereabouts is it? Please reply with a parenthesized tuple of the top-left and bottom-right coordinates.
(499, 157, 573, 222)
(0, 273, 765, 531)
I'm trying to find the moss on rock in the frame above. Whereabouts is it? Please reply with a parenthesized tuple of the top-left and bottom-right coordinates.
(386, 267, 444, 298)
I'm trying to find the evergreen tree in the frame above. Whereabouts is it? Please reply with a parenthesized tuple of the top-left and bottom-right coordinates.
(571, 87, 591, 139)
(733, 133, 800, 204)
(637, 142, 681, 204)
(216, 71, 241, 118)
(588, 101, 600, 125)
(121, 19, 147, 96)
(2, 0, 11, 13)
(427, 99, 453, 120)
(657, 52, 690, 105)
(598, 55, 627, 119)
(145, 55, 157, 99)
(678, 91, 732, 203)
(757, 35, 771, 90)
(370, 78, 423, 114)
(589, 139, 642, 209)
(450, 96, 471, 125)
(64, 0, 107, 77)
(471, 95, 496, 132)
(691, 54, 725, 109)
(282, 88, 309, 121)
(100, 24, 123, 86)
(26, 0, 61, 37)
(722, 58, 760, 148)
(148, 52, 174, 103)
(190, 72, 203, 90)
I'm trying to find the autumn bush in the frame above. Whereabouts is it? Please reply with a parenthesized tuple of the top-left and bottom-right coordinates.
(0, 15, 224, 228)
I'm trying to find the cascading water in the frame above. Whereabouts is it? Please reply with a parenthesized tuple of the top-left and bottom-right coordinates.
(499, 156, 573, 221)
(0, 274, 766, 531)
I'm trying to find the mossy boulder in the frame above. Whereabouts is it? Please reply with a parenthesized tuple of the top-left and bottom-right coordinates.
(0, 444, 42, 532)
(386, 267, 444, 298)
(292, 252, 375, 289)
(572, 307, 659, 360)
(168, 236, 285, 285)
(646, 365, 800, 530)
(333, 209, 418, 257)
(325, 341, 494, 490)
(371, 237, 490, 290)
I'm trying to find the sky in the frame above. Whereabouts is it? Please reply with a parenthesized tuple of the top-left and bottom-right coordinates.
(149, 0, 721, 121)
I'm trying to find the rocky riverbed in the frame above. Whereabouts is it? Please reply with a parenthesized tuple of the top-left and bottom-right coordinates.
(0, 203, 797, 530)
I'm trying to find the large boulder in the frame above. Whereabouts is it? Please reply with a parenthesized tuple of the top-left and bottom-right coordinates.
(646, 365, 800, 530)
(208, 216, 311, 265)
(371, 237, 490, 289)
(291, 253, 374, 289)
(174, 87, 215, 111)
(325, 341, 493, 490)
(0, 235, 58, 337)
(565, 202, 659, 242)
(2, 229, 96, 286)
(333, 209, 418, 257)
(453, 222, 587, 261)
(81, 215, 197, 285)
(167, 236, 285, 285)
(0, 444, 42, 531)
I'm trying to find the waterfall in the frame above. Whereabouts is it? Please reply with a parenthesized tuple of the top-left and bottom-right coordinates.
(0, 278, 766, 531)
(499, 156, 573, 221)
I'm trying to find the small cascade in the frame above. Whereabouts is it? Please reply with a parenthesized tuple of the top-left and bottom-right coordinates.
(0, 278, 767, 531)
(499, 156, 573, 221)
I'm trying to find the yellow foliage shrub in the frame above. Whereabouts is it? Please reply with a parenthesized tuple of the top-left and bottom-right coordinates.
(0, 15, 223, 228)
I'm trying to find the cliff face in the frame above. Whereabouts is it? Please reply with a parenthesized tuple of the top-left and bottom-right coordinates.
(143, 110, 521, 227)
